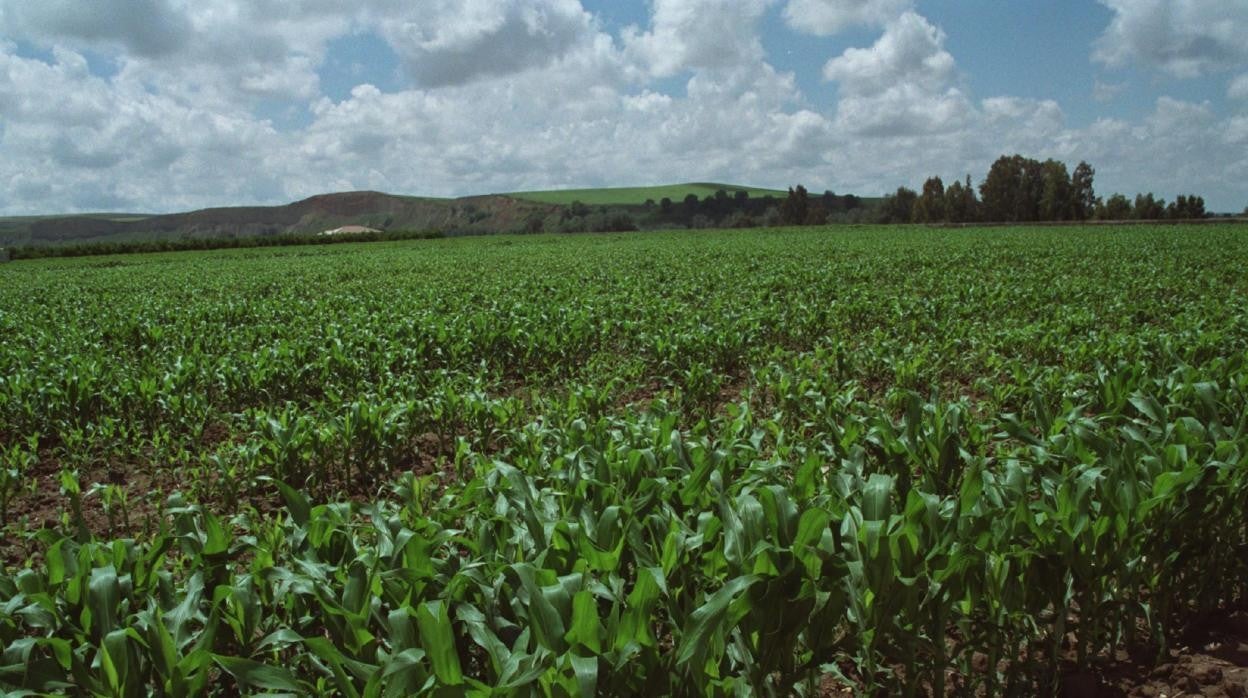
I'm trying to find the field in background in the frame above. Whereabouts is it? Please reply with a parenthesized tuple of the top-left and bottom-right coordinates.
(1, 224, 1246, 694)
(506, 182, 789, 205)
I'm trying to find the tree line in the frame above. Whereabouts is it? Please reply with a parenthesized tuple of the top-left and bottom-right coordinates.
(517, 187, 868, 234)
(879, 154, 1207, 224)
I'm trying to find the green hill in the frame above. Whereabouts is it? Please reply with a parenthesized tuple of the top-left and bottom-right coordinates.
(505, 182, 788, 206)
(0, 193, 549, 248)
(1, 183, 878, 250)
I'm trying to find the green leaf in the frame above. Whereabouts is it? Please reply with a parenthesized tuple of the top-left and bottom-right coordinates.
(381, 648, 427, 678)
(570, 654, 599, 697)
(675, 575, 758, 668)
(212, 655, 304, 692)
(566, 590, 602, 654)
(616, 567, 664, 652)
(262, 476, 312, 526)
(416, 600, 463, 686)
(862, 474, 893, 522)
(513, 563, 568, 653)
(88, 566, 121, 638)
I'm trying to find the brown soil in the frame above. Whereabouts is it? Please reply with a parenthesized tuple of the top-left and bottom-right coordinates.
(817, 613, 1248, 696)
(0, 431, 462, 568)
(1068, 611, 1248, 697)
(1, 452, 181, 567)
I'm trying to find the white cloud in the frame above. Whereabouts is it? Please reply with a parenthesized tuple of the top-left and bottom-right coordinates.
(783, 0, 911, 35)
(1069, 97, 1242, 203)
(1092, 79, 1128, 102)
(1094, 0, 1248, 78)
(292, 47, 816, 199)
(823, 12, 970, 136)
(1230, 73, 1248, 100)
(0, 0, 190, 57)
(624, 0, 773, 77)
(1226, 115, 1248, 144)
(0, 46, 286, 213)
(375, 0, 601, 87)
(0, 2, 1246, 216)
(823, 12, 956, 94)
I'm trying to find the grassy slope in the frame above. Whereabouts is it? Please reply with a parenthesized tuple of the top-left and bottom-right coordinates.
(505, 182, 789, 206)
(0, 214, 153, 247)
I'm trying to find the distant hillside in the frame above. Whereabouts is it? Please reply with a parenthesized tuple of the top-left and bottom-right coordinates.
(2, 192, 556, 247)
(1, 182, 873, 249)
(0, 213, 150, 246)
(507, 182, 788, 206)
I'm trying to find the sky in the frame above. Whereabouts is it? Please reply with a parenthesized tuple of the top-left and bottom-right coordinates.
(0, 0, 1246, 215)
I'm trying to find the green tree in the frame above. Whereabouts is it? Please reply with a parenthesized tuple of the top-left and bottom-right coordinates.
(804, 200, 829, 225)
(1019, 158, 1046, 221)
(1071, 161, 1095, 220)
(1133, 193, 1165, 220)
(1102, 193, 1132, 220)
(682, 194, 700, 215)
(981, 154, 1054, 221)
(521, 212, 545, 234)
(979, 155, 1037, 221)
(1167, 194, 1207, 219)
(945, 175, 979, 223)
(914, 176, 948, 223)
(979, 155, 1016, 221)
(1039, 159, 1072, 221)
(779, 185, 810, 225)
(881, 186, 918, 223)
(1193, 195, 1206, 218)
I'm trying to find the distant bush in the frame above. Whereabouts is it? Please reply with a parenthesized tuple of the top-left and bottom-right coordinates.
(585, 211, 638, 232)
(8, 229, 444, 260)
(760, 207, 782, 227)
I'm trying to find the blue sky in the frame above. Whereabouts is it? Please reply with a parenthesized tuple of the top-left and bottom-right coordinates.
(0, 0, 1245, 213)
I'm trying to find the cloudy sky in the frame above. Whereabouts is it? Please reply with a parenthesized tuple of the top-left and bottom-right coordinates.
(1, 0, 1245, 214)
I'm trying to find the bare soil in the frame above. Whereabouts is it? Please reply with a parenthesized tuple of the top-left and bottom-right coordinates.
(0, 432, 461, 567)
(1067, 611, 1248, 697)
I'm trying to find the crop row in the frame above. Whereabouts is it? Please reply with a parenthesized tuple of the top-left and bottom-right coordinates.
(1, 225, 1246, 694)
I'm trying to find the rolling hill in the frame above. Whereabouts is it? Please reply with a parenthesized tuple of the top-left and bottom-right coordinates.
(1, 183, 863, 248)
(0, 192, 554, 247)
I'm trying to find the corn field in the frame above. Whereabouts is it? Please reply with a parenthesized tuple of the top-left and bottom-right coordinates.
(1, 225, 1246, 695)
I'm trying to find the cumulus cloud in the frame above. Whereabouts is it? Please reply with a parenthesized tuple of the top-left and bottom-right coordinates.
(823, 11, 970, 136)
(783, 0, 911, 35)
(1092, 79, 1128, 102)
(1, 0, 358, 104)
(0, 1, 1246, 216)
(1070, 97, 1242, 203)
(1230, 73, 1248, 100)
(1093, 0, 1248, 78)
(823, 12, 955, 94)
(3, 0, 618, 99)
(624, 0, 773, 77)
(0, 46, 286, 213)
(0, 0, 190, 57)
(375, 0, 601, 87)
(292, 46, 816, 199)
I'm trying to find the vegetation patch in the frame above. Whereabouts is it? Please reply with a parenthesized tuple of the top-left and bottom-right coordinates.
(505, 182, 787, 206)
(1, 225, 1246, 695)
